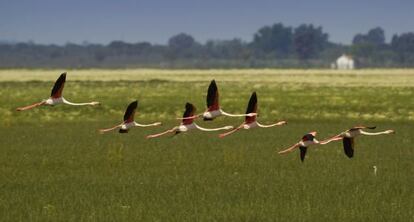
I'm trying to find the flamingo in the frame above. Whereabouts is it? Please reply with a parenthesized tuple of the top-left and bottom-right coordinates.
(16, 73, 100, 111)
(178, 80, 256, 121)
(320, 126, 395, 158)
(278, 131, 327, 162)
(202, 80, 257, 120)
(99, 100, 161, 133)
(146, 102, 233, 139)
(218, 92, 287, 138)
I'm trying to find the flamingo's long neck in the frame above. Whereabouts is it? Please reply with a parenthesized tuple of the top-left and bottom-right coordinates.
(194, 123, 232, 131)
(134, 122, 160, 127)
(221, 110, 248, 117)
(62, 98, 97, 106)
(359, 130, 393, 136)
(256, 121, 286, 128)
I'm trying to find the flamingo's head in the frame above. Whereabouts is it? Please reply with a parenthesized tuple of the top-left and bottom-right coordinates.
(386, 130, 395, 134)
(277, 120, 287, 125)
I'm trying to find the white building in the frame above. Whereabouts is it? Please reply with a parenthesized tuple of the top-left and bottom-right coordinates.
(335, 54, 355, 70)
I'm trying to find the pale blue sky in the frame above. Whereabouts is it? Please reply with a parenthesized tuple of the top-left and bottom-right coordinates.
(1, 0, 413, 45)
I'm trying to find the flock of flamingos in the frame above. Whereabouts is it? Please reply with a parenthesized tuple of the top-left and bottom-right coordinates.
(16, 72, 395, 162)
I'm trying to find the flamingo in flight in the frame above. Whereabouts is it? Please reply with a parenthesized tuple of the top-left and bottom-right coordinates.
(178, 80, 256, 121)
(219, 92, 287, 138)
(16, 73, 100, 111)
(278, 131, 329, 162)
(202, 80, 257, 120)
(146, 102, 233, 139)
(99, 100, 162, 133)
(321, 126, 395, 158)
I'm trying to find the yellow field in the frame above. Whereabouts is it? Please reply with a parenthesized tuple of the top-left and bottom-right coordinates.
(1, 69, 414, 87)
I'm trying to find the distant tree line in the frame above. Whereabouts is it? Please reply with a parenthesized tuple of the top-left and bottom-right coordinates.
(1, 23, 413, 68)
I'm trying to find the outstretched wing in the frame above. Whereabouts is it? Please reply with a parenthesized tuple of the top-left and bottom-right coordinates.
(342, 137, 355, 158)
(206, 80, 219, 111)
(245, 92, 257, 123)
(124, 100, 138, 123)
(299, 146, 307, 162)
(182, 103, 196, 124)
(50, 73, 66, 98)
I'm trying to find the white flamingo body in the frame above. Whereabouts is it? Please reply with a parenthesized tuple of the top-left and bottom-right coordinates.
(120, 121, 137, 131)
(178, 123, 197, 132)
(242, 121, 258, 129)
(44, 97, 63, 105)
(202, 110, 222, 119)
(298, 139, 320, 148)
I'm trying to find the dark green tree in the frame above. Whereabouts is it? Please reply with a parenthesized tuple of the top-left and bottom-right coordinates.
(391, 32, 414, 65)
(205, 38, 250, 59)
(168, 33, 195, 50)
(167, 33, 198, 59)
(293, 24, 328, 59)
(353, 27, 385, 45)
(252, 23, 293, 57)
(351, 27, 390, 67)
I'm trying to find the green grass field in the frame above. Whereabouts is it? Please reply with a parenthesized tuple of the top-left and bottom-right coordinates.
(0, 69, 413, 221)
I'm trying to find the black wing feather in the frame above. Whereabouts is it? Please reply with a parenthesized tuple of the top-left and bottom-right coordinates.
(299, 146, 307, 162)
(245, 92, 257, 114)
(206, 80, 218, 108)
(183, 103, 196, 118)
(123, 100, 138, 121)
(343, 137, 355, 158)
(50, 73, 66, 97)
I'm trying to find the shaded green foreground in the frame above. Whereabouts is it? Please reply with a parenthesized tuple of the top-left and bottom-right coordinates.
(0, 71, 413, 221)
